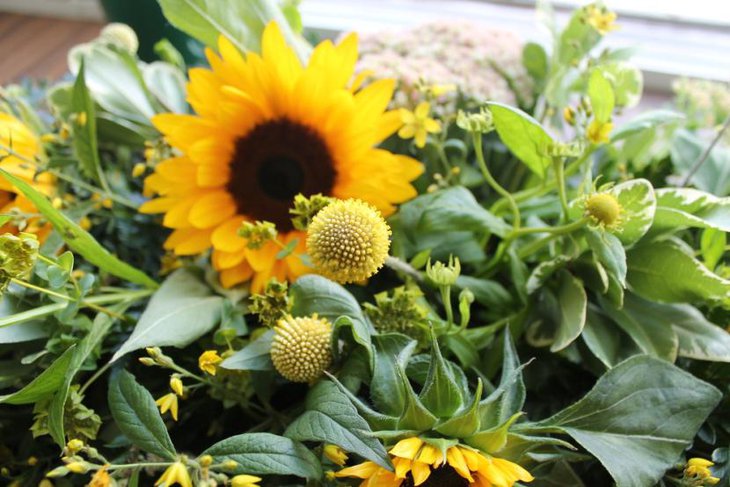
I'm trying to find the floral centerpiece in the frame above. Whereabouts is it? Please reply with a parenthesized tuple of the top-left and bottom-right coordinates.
(0, 1, 728, 487)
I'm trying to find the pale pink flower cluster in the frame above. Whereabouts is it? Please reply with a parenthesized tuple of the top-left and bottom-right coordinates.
(357, 21, 533, 112)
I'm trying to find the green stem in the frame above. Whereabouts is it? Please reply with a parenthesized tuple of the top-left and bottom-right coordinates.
(473, 133, 521, 229)
(508, 217, 590, 238)
(384, 256, 424, 282)
(553, 156, 569, 222)
(440, 285, 454, 331)
(78, 361, 112, 395)
(517, 217, 589, 259)
(105, 462, 173, 472)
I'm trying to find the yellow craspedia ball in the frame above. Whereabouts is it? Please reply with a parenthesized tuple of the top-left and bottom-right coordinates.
(585, 192, 622, 228)
(270, 315, 332, 383)
(306, 199, 391, 284)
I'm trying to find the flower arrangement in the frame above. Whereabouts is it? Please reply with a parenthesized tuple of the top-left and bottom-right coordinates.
(0, 1, 728, 487)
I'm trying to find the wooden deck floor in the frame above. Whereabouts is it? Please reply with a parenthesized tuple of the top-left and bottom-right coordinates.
(0, 13, 103, 84)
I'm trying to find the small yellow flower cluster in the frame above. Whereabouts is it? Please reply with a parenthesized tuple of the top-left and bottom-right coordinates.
(683, 458, 719, 486)
(585, 4, 618, 35)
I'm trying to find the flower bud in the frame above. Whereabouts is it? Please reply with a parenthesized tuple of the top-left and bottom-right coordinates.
(426, 255, 461, 287)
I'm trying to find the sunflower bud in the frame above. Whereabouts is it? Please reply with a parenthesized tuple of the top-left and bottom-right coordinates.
(270, 315, 332, 383)
(289, 193, 334, 231)
(0, 232, 39, 289)
(306, 199, 390, 284)
(456, 108, 494, 134)
(426, 255, 461, 287)
(238, 221, 277, 249)
(584, 193, 622, 228)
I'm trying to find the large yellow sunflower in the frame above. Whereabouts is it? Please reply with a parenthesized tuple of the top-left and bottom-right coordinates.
(141, 22, 423, 291)
(0, 113, 55, 239)
(336, 437, 534, 487)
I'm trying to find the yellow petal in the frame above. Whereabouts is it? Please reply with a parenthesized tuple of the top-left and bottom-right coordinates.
(334, 461, 380, 479)
(411, 461, 431, 486)
(389, 437, 424, 460)
(415, 101, 431, 119)
(447, 446, 474, 482)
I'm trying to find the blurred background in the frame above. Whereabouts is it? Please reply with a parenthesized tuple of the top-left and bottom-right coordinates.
(0, 0, 727, 103)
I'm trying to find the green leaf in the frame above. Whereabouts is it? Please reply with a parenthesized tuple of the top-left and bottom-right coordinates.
(522, 42, 548, 83)
(611, 110, 684, 142)
(701, 228, 725, 270)
(290, 275, 372, 359)
(479, 333, 527, 429)
(599, 295, 678, 362)
(653, 188, 730, 234)
(419, 186, 509, 238)
(142, 61, 187, 114)
(397, 365, 438, 432)
(370, 333, 417, 417)
(205, 432, 321, 479)
(0, 297, 49, 343)
(111, 269, 223, 361)
(671, 130, 730, 195)
(284, 381, 390, 470)
(620, 293, 730, 363)
(588, 69, 615, 124)
(434, 379, 483, 438)
(49, 303, 131, 446)
(325, 372, 398, 431)
(0, 346, 75, 404)
(526, 255, 571, 295)
(157, 0, 311, 61)
(582, 307, 636, 368)
(466, 412, 522, 454)
(487, 102, 553, 179)
(627, 240, 730, 303)
(0, 170, 157, 288)
(557, 6, 601, 65)
(108, 370, 176, 460)
(220, 329, 274, 371)
(585, 229, 626, 287)
(71, 62, 104, 183)
(540, 355, 722, 487)
(551, 271, 587, 352)
(610, 179, 656, 245)
(419, 333, 464, 418)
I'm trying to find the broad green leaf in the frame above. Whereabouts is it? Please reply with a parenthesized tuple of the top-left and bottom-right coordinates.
(599, 295, 678, 362)
(653, 188, 730, 233)
(627, 240, 730, 303)
(157, 0, 311, 62)
(488, 102, 553, 179)
(0, 170, 157, 288)
(419, 186, 510, 238)
(526, 255, 571, 295)
(602, 62, 642, 109)
(582, 307, 637, 368)
(585, 229, 627, 287)
(610, 179, 656, 245)
(284, 381, 390, 470)
(0, 346, 75, 404)
(49, 303, 131, 446)
(111, 269, 223, 361)
(612, 109, 685, 142)
(205, 432, 321, 479)
(71, 62, 105, 183)
(325, 372, 398, 431)
(108, 370, 176, 460)
(541, 355, 722, 487)
(479, 333, 527, 429)
(397, 365, 438, 432)
(701, 228, 726, 270)
(557, 6, 601, 65)
(220, 329, 274, 371)
(142, 61, 187, 114)
(522, 42, 548, 83)
(455, 275, 513, 311)
(0, 296, 48, 343)
(370, 333, 417, 417)
(588, 69, 614, 124)
(621, 293, 730, 363)
(419, 333, 464, 417)
(551, 271, 587, 352)
(671, 130, 730, 196)
(290, 275, 372, 356)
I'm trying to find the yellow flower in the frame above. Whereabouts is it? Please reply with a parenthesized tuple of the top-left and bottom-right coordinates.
(270, 315, 332, 383)
(66, 462, 88, 474)
(170, 376, 184, 396)
(0, 113, 56, 240)
(586, 4, 618, 35)
(198, 350, 223, 375)
(586, 119, 612, 144)
(89, 465, 111, 487)
(231, 474, 262, 487)
(155, 393, 179, 421)
(398, 102, 441, 148)
(140, 22, 422, 292)
(324, 444, 349, 466)
(132, 162, 147, 178)
(685, 458, 720, 485)
(306, 199, 390, 284)
(155, 461, 192, 487)
(337, 437, 533, 487)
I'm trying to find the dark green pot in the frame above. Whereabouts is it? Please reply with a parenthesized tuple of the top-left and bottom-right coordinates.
(98, 0, 204, 64)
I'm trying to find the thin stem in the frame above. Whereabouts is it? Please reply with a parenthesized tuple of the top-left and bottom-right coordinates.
(508, 216, 590, 238)
(78, 361, 112, 395)
(680, 114, 730, 187)
(106, 462, 173, 472)
(553, 156, 569, 222)
(167, 361, 209, 384)
(473, 133, 521, 229)
(440, 285, 454, 331)
(517, 217, 590, 259)
(384, 256, 424, 282)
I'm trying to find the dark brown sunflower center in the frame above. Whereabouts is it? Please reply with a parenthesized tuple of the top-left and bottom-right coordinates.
(401, 465, 470, 487)
(227, 118, 335, 232)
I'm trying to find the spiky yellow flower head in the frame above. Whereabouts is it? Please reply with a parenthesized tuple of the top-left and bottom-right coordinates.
(270, 315, 332, 383)
(307, 199, 390, 284)
(585, 192, 622, 229)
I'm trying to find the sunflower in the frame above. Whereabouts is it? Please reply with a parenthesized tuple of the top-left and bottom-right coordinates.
(0, 113, 55, 239)
(141, 22, 423, 292)
(336, 437, 533, 487)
